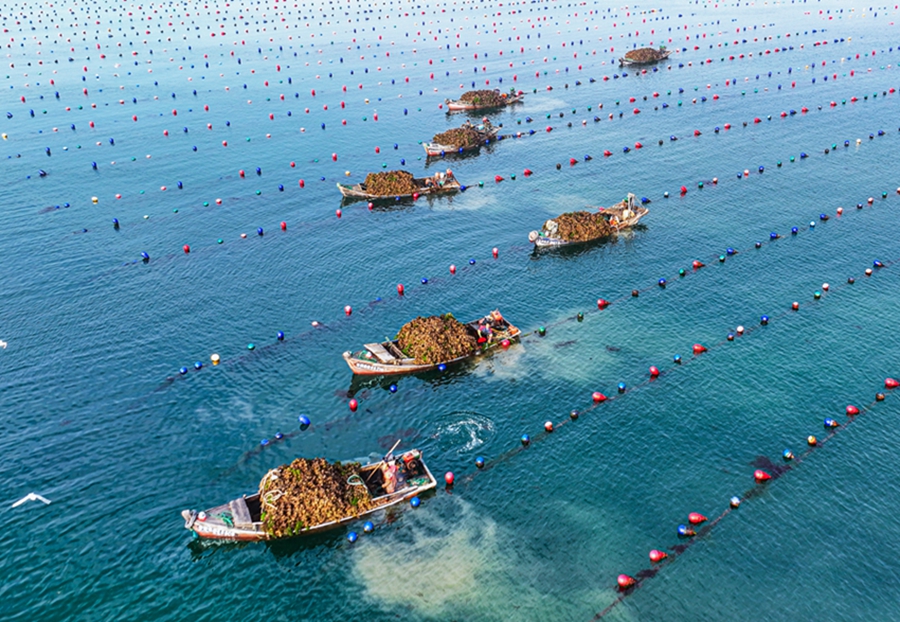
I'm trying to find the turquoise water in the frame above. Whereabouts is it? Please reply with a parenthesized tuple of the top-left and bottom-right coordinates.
(2, 0, 900, 619)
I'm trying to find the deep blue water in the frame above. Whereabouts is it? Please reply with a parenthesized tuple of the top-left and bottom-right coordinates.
(2, 0, 900, 619)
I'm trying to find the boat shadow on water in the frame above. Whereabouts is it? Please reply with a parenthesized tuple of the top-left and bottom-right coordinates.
(423, 141, 500, 167)
(186, 489, 438, 561)
(345, 359, 480, 398)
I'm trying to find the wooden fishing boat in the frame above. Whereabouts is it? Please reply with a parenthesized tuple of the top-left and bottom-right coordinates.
(529, 193, 649, 248)
(343, 311, 520, 376)
(445, 89, 524, 112)
(336, 170, 461, 202)
(422, 121, 500, 157)
(182, 448, 436, 542)
(618, 46, 671, 66)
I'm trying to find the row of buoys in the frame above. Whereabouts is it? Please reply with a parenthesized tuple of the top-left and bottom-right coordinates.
(605, 377, 898, 613)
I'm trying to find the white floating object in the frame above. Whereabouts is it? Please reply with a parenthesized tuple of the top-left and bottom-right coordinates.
(0, 340, 7, 349)
(12, 492, 51, 508)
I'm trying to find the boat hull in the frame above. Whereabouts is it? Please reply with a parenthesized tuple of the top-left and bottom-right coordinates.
(337, 178, 461, 202)
(184, 454, 437, 542)
(344, 323, 520, 376)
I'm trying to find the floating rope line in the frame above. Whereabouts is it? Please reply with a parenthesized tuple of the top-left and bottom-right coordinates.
(591, 377, 898, 619)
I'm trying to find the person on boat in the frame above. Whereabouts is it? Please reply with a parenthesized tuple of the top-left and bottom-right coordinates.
(489, 310, 505, 329)
(477, 321, 492, 345)
(424, 177, 434, 188)
(380, 460, 398, 494)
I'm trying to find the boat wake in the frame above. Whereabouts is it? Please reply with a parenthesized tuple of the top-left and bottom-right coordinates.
(429, 411, 495, 454)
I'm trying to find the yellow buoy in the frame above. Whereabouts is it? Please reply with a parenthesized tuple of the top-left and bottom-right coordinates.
(91, 196, 99, 203)
(211, 353, 220, 365)
(807, 435, 817, 446)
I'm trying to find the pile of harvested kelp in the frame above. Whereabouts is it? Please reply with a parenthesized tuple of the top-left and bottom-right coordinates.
(259, 458, 376, 538)
(396, 314, 477, 364)
(431, 126, 484, 149)
(363, 170, 418, 196)
(623, 47, 666, 63)
(547, 212, 613, 242)
(458, 89, 506, 107)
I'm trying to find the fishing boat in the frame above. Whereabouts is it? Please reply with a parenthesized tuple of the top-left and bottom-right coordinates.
(445, 88, 524, 112)
(528, 193, 649, 248)
(181, 447, 436, 542)
(336, 170, 461, 202)
(343, 310, 520, 376)
(422, 120, 500, 157)
(618, 46, 671, 66)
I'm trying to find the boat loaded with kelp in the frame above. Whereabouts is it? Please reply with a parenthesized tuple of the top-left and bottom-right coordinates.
(618, 46, 671, 66)
(423, 119, 500, 157)
(445, 88, 524, 113)
(182, 446, 436, 541)
(528, 193, 648, 248)
(337, 169, 461, 202)
(343, 310, 519, 376)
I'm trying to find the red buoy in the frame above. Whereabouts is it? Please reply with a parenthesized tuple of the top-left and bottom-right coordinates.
(239, 170, 245, 177)
(845, 405, 860, 416)
(449, 265, 457, 274)
(523, 168, 533, 176)
(348, 398, 358, 412)
(495, 175, 504, 182)
(299, 179, 305, 188)
(397, 284, 405, 295)
(754, 469, 772, 482)
(544, 421, 554, 432)
(885, 378, 900, 389)
(603, 150, 612, 157)
(680, 186, 688, 194)
(344, 305, 352, 316)
(592, 392, 607, 403)
(183, 245, 190, 254)
(501, 339, 510, 348)
(444, 471, 455, 486)
(649, 550, 667, 563)
(492, 247, 499, 258)
(336, 209, 342, 218)
(688, 512, 707, 525)
(617, 574, 636, 590)
(597, 299, 610, 309)
(280, 221, 287, 231)
(792, 302, 799, 311)
(649, 366, 660, 377)
(692, 260, 705, 269)
(692, 344, 708, 354)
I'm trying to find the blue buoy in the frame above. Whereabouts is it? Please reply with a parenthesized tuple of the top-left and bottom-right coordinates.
(760, 315, 769, 325)
(113, 218, 120, 228)
(179, 367, 188, 375)
(260, 439, 269, 446)
(783, 449, 794, 460)
(277, 331, 285, 341)
(410, 497, 421, 508)
(141, 252, 150, 261)
(298, 415, 311, 428)
(475, 456, 485, 468)
(421, 277, 428, 284)
(730, 496, 741, 508)
(791, 227, 798, 235)
(658, 278, 666, 287)
(438, 363, 447, 372)
(275, 432, 284, 440)
(363, 521, 374, 533)
(469, 259, 476, 265)
(257, 227, 264, 236)
(389, 384, 397, 393)
(617, 382, 627, 393)
(247, 343, 255, 350)
(677, 524, 694, 537)
(673, 354, 682, 364)
(521, 434, 530, 446)
(347, 531, 358, 543)
(824, 418, 838, 428)
(194, 361, 203, 370)
(770, 232, 778, 240)
(726, 248, 736, 256)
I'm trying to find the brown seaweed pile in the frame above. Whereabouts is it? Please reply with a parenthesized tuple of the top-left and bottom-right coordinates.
(431, 126, 485, 149)
(623, 47, 667, 63)
(457, 89, 507, 107)
(396, 314, 477, 364)
(363, 170, 418, 196)
(547, 211, 613, 242)
(259, 458, 376, 537)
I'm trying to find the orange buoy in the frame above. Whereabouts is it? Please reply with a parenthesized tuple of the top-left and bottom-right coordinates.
(807, 435, 817, 446)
